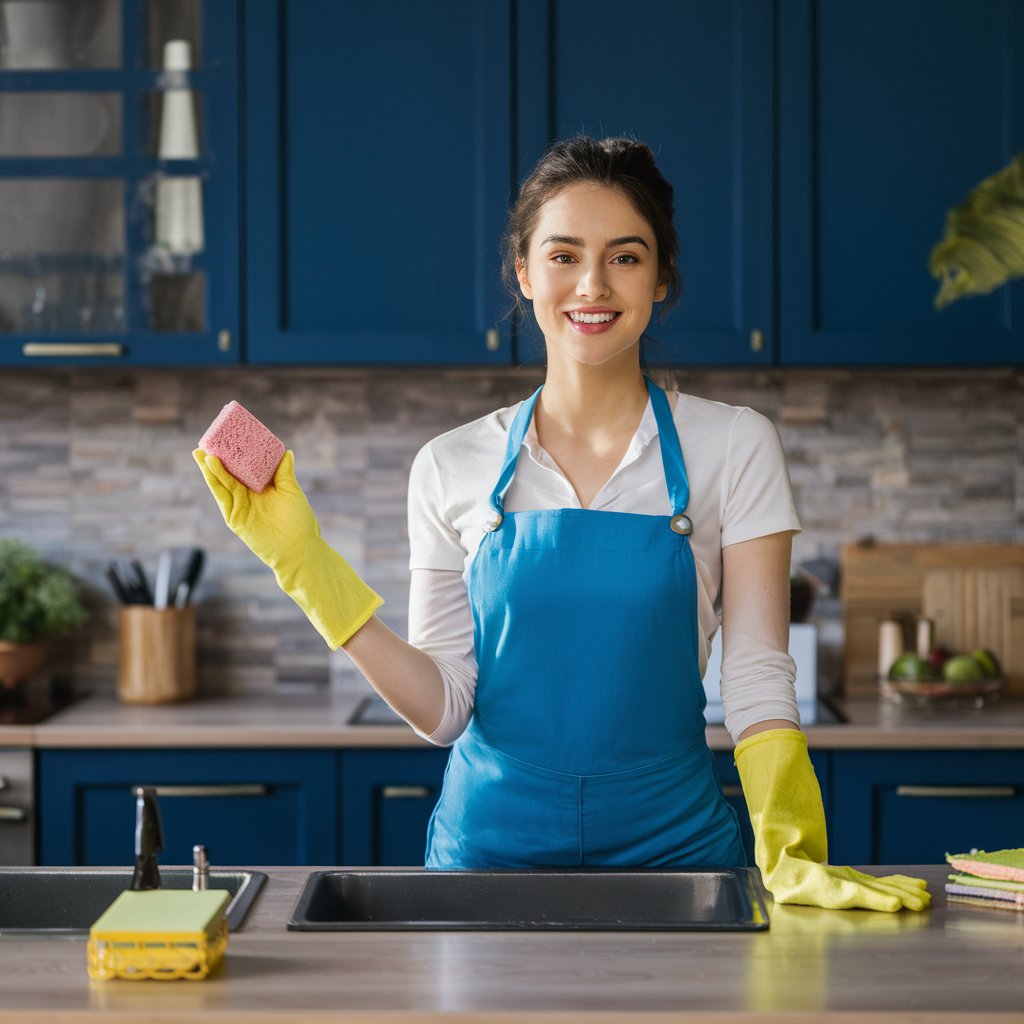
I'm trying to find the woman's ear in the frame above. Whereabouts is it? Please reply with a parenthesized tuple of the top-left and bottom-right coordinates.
(654, 270, 670, 303)
(515, 256, 533, 300)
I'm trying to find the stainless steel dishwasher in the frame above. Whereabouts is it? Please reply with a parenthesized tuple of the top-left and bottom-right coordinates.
(0, 749, 33, 865)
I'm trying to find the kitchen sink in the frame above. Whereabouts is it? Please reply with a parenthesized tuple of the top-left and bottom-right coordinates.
(288, 868, 769, 931)
(0, 868, 266, 936)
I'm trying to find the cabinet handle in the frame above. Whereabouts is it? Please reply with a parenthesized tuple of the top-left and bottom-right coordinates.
(749, 329, 764, 353)
(485, 328, 500, 352)
(150, 784, 270, 798)
(217, 329, 232, 352)
(0, 806, 28, 822)
(23, 343, 125, 357)
(896, 785, 1016, 799)
(721, 785, 744, 798)
(0, 775, 8, 791)
(381, 785, 432, 799)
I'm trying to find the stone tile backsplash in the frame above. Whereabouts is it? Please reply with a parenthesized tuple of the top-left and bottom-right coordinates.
(1, 366, 1021, 696)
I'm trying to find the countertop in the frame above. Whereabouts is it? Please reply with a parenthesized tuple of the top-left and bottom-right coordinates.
(4, 688, 1024, 749)
(1, 865, 1022, 1022)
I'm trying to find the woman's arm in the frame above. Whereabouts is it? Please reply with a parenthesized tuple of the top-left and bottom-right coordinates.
(720, 530, 800, 743)
(344, 568, 477, 742)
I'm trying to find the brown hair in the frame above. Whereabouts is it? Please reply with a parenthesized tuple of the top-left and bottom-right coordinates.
(502, 136, 682, 322)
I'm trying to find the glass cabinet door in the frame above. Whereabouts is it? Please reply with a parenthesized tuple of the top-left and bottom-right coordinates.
(0, 0, 238, 365)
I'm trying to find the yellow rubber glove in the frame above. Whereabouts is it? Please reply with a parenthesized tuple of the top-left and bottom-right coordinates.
(735, 728, 931, 912)
(192, 448, 382, 649)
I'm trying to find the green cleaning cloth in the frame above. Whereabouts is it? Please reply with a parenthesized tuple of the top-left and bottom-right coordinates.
(945, 848, 1024, 884)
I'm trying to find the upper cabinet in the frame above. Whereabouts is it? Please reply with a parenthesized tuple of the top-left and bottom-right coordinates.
(778, 0, 1024, 366)
(515, 0, 775, 367)
(0, 0, 240, 367)
(244, 0, 513, 365)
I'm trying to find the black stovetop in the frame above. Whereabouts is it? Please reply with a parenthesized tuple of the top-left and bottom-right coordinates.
(0, 676, 80, 726)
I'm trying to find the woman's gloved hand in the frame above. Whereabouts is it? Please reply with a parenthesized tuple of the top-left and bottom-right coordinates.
(192, 448, 382, 648)
(734, 728, 931, 912)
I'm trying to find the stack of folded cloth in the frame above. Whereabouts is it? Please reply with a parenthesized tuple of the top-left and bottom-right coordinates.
(946, 848, 1024, 911)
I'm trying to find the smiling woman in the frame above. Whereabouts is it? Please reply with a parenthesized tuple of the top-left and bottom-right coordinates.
(195, 136, 928, 912)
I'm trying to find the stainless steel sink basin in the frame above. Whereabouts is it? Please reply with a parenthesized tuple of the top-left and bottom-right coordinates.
(288, 868, 768, 931)
(0, 868, 266, 936)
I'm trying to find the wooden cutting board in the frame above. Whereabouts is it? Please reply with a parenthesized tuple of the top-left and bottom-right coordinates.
(842, 542, 1024, 696)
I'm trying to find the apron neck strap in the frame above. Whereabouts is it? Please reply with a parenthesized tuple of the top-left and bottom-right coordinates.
(646, 376, 690, 515)
(489, 385, 542, 515)
(488, 377, 690, 516)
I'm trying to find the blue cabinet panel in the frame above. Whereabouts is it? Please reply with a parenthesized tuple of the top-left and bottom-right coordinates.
(779, 0, 1024, 365)
(340, 748, 449, 866)
(830, 750, 1024, 865)
(516, 0, 774, 367)
(38, 748, 336, 866)
(245, 0, 513, 365)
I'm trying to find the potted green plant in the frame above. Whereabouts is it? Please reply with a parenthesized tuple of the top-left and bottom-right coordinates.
(0, 539, 88, 689)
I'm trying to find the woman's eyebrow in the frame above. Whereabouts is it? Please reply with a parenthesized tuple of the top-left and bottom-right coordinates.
(540, 234, 651, 249)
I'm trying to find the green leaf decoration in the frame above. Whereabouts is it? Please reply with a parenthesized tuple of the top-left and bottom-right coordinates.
(930, 153, 1024, 309)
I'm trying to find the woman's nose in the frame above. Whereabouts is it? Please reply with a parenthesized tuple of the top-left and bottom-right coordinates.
(576, 263, 610, 298)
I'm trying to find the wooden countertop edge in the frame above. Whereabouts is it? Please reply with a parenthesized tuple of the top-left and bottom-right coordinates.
(1, 1011, 1022, 1023)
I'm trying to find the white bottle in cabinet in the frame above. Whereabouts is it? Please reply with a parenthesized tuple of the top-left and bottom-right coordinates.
(155, 39, 203, 255)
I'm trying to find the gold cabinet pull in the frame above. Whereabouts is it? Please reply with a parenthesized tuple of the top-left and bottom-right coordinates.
(23, 343, 125, 357)
(381, 785, 432, 799)
(749, 329, 764, 353)
(896, 785, 1016, 799)
(0, 806, 28, 822)
(150, 784, 270, 798)
(485, 328, 500, 352)
(721, 785, 744, 798)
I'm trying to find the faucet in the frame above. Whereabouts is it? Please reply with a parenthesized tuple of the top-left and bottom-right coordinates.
(129, 785, 164, 891)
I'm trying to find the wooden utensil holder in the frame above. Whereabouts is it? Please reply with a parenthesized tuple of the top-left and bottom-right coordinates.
(118, 606, 196, 704)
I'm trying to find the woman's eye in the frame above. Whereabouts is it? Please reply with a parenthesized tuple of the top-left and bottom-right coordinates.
(551, 254, 576, 264)
(612, 254, 639, 265)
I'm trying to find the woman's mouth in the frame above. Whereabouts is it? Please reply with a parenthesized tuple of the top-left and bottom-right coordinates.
(565, 310, 622, 334)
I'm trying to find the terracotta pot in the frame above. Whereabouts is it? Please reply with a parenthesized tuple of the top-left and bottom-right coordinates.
(0, 641, 48, 690)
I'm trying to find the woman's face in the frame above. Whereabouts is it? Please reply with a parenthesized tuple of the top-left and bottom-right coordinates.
(516, 183, 668, 370)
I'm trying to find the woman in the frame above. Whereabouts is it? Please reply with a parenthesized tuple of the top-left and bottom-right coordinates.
(195, 136, 928, 912)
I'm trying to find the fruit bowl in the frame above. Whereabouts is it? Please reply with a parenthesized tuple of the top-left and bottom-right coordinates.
(881, 675, 1005, 706)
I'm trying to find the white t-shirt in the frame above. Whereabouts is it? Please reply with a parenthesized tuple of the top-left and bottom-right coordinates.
(406, 390, 803, 746)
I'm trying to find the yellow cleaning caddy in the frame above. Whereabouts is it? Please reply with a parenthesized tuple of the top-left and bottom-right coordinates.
(87, 889, 230, 981)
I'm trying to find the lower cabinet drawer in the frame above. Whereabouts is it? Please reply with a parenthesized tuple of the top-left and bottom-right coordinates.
(38, 748, 337, 866)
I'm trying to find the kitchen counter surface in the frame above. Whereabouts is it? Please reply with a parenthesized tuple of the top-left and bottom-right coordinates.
(0, 865, 1021, 1022)
(11, 689, 1024, 749)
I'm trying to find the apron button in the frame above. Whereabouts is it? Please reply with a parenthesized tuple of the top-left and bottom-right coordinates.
(484, 513, 503, 532)
(670, 513, 693, 536)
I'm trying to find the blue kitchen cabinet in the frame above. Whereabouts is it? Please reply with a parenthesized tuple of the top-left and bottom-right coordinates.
(515, 0, 775, 367)
(244, 0, 513, 365)
(0, 1, 240, 367)
(829, 750, 1024, 865)
(339, 749, 449, 866)
(715, 750, 832, 866)
(37, 748, 336, 866)
(778, 0, 1024, 366)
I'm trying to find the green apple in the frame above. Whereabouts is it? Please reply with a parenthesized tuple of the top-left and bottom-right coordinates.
(942, 653, 987, 684)
(889, 652, 940, 682)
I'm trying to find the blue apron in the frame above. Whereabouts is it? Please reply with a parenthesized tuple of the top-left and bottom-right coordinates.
(425, 377, 745, 869)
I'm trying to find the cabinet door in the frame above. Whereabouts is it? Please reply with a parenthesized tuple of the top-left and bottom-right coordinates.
(830, 750, 1024, 865)
(37, 748, 336, 866)
(779, 0, 1024, 366)
(244, 1, 512, 365)
(340, 749, 449, 866)
(715, 749, 831, 866)
(515, 0, 774, 366)
(0, 1, 240, 366)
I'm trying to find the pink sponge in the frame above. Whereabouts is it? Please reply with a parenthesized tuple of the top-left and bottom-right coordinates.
(198, 400, 286, 493)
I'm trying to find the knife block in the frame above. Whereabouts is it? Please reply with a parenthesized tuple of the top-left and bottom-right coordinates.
(117, 606, 196, 704)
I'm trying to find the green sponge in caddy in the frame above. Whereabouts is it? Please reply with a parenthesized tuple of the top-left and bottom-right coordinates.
(88, 889, 231, 981)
